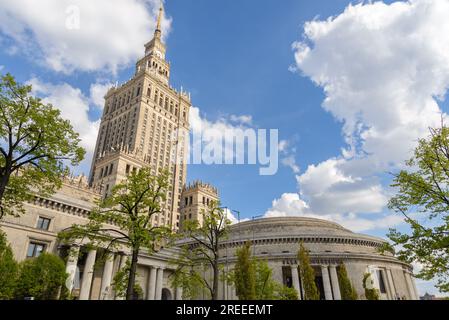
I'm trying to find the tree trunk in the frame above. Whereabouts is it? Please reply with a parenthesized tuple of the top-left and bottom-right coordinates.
(0, 171, 11, 218)
(126, 247, 140, 300)
(212, 260, 219, 300)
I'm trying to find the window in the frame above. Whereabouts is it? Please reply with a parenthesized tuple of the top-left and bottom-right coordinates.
(126, 164, 130, 175)
(27, 242, 46, 258)
(376, 270, 387, 294)
(36, 217, 51, 231)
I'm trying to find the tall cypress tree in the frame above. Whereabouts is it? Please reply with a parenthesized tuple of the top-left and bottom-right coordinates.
(234, 241, 256, 300)
(297, 243, 319, 300)
(337, 263, 358, 300)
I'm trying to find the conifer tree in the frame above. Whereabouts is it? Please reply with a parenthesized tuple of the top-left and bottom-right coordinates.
(297, 243, 319, 300)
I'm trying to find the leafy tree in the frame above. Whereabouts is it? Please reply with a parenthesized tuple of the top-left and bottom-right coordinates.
(0, 73, 85, 220)
(234, 241, 256, 300)
(273, 284, 299, 300)
(387, 124, 449, 293)
(253, 259, 298, 300)
(172, 202, 231, 300)
(298, 243, 319, 300)
(0, 230, 19, 299)
(112, 259, 144, 300)
(15, 253, 68, 300)
(337, 263, 357, 300)
(363, 273, 380, 300)
(229, 248, 298, 300)
(58, 168, 171, 300)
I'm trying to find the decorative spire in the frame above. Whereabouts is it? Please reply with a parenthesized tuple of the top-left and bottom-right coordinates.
(154, 2, 164, 38)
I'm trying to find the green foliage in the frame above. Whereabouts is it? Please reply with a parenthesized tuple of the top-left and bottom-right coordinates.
(0, 230, 19, 299)
(0, 73, 85, 219)
(58, 168, 172, 300)
(15, 253, 68, 300)
(387, 124, 449, 293)
(172, 201, 231, 300)
(298, 243, 319, 300)
(363, 273, 380, 300)
(337, 263, 358, 300)
(273, 284, 299, 300)
(234, 242, 256, 300)
(231, 249, 299, 300)
(112, 259, 143, 300)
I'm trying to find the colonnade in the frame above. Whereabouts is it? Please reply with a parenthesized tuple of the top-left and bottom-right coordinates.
(64, 245, 182, 300)
(289, 264, 341, 300)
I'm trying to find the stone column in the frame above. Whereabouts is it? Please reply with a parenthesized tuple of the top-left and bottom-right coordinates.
(386, 269, 397, 300)
(321, 265, 333, 300)
(380, 270, 392, 300)
(223, 278, 228, 300)
(79, 249, 97, 300)
(328, 265, 341, 300)
(147, 266, 157, 300)
(176, 286, 183, 300)
(405, 272, 418, 300)
(155, 267, 164, 300)
(113, 253, 128, 300)
(65, 245, 80, 293)
(100, 252, 114, 300)
(290, 265, 301, 300)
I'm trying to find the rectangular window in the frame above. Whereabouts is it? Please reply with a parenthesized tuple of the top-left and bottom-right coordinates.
(27, 242, 46, 258)
(376, 270, 387, 294)
(126, 164, 130, 175)
(36, 217, 51, 231)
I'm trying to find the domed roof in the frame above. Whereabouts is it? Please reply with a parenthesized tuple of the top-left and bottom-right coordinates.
(229, 216, 384, 243)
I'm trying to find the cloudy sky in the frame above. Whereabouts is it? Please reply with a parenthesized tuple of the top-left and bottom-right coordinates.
(1, 0, 449, 296)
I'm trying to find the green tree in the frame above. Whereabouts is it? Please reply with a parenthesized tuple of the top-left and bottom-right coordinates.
(337, 263, 357, 300)
(172, 202, 231, 300)
(234, 241, 256, 300)
(387, 124, 449, 293)
(15, 253, 68, 300)
(363, 273, 380, 300)
(0, 230, 19, 299)
(0, 73, 85, 220)
(58, 168, 171, 300)
(273, 284, 299, 300)
(228, 250, 298, 300)
(253, 259, 298, 300)
(298, 243, 319, 300)
(112, 259, 144, 300)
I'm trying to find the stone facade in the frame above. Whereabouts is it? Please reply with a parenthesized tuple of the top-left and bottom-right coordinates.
(180, 181, 219, 229)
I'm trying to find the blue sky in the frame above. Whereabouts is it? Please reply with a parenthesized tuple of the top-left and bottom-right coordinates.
(1, 0, 448, 296)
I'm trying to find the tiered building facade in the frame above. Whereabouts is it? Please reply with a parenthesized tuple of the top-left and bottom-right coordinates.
(89, 6, 190, 232)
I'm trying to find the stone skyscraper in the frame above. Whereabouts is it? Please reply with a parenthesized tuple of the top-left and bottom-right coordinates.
(89, 5, 190, 231)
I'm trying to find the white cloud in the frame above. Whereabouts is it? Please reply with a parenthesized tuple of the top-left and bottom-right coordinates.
(0, 0, 171, 74)
(229, 114, 253, 125)
(28, 78, 101, 173)
(0, 65, 4, 72)
(281, 155, 300, 174)
(267, 0, 449, 231)
(89, 82, 114, 109)
(265, 193, 404, 233)
(189, 107, 257, 164)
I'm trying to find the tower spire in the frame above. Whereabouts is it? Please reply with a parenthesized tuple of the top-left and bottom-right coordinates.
(154, 2, 164, 39)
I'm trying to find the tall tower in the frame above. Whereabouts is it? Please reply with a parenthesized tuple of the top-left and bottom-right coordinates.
(180, 181, 219, 229)
(89, 5, 191, 231)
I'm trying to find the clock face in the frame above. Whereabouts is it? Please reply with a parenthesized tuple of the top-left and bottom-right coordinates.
(154, 50, 162, 58)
